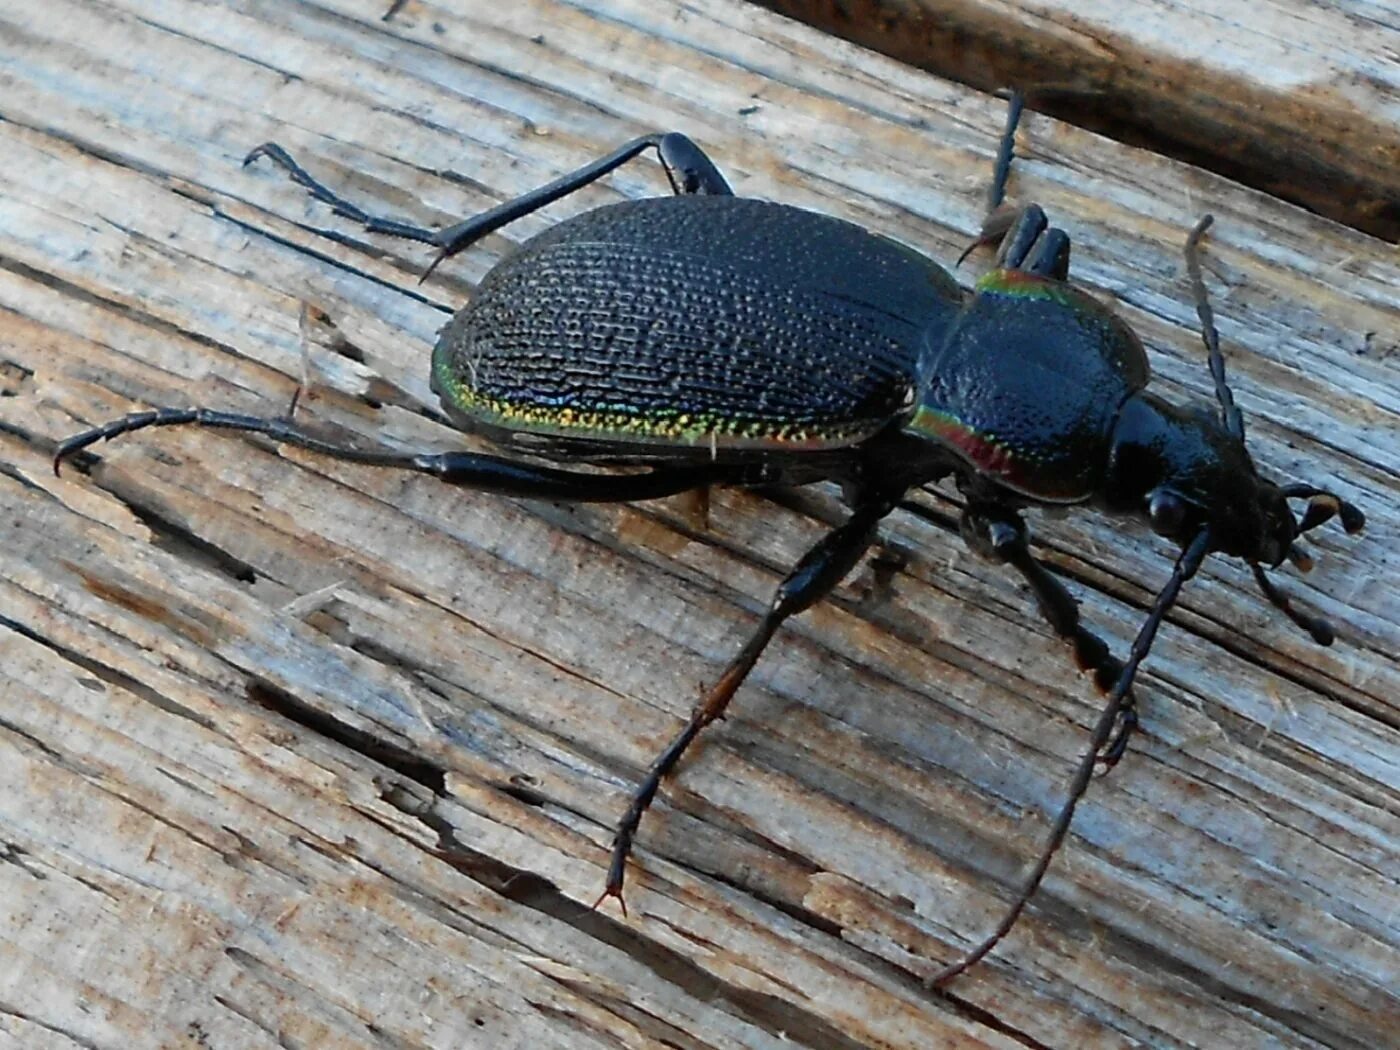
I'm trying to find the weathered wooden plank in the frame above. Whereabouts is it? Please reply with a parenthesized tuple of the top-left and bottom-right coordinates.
(0, 1, 1395, 1047)
(756, 0, 1400, 240)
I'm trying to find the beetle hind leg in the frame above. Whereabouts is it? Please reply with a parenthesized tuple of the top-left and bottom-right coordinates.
(597, 491, 901, 911)
(51, 405, 764, 501)
(246, 134, 731, 281)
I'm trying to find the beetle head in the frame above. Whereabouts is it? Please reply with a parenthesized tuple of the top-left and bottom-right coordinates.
(1106, 393, 1270, 558)
(1105, 390, 1363, 643)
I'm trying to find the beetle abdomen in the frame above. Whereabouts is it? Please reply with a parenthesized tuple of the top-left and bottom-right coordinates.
(433, 196, 960, 454)
(910, 269, 1151, 501)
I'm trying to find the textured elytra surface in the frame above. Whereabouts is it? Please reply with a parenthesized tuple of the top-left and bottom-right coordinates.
(434, 196, 962, 450)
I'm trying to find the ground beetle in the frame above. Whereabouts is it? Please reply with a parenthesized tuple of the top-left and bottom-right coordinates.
(55, 95, 1364, 986)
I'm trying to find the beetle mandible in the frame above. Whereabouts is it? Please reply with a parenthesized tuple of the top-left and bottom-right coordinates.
(54, 94, 1364, 986)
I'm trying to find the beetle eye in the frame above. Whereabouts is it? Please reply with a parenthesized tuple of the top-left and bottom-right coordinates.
(1147, 490, 1188, 537)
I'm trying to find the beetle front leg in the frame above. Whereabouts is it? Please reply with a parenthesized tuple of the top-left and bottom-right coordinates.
(961, 506, 1137, 766)
(598, 491, 901, 911)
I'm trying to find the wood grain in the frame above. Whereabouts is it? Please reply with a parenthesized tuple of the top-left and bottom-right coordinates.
(757, 0, 1400, 240)
(0, 1, 1396, 1047)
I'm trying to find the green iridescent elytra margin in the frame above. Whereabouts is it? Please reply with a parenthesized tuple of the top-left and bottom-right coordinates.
(909, 403, 1082, 501)
(910, 403, 1017, 476)
(975, 268, 1080, 306)
(434, 364, 869, 451)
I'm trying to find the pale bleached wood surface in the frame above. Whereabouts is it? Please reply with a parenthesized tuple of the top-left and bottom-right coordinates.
(758, 0, 1400, 239)
(0, 1, 1397, 1048)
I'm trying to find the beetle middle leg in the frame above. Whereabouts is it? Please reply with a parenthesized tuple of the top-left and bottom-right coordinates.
(960, 504, 1137, 766)
(598, 491, 902, 911)
(245, 132, 731, 280)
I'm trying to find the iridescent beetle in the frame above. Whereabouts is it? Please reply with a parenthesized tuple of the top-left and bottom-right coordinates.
(55, 95, 1363, 984)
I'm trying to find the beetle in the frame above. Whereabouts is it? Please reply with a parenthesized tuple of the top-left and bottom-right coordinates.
(53, 94, 1363, 986)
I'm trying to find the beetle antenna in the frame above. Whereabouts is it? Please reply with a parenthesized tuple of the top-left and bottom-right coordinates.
(986, 90, 1024, 215)
(955, 90, 1025, 267)
(928, 528, 1212, 988)
(1252, 564, 1334, 646)
(1184, 216, 1245, 441)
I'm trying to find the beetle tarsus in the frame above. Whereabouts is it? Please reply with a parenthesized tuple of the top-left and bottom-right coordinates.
(246, 143, 445, 244)
(590, 883, 628, 919)
(54, 407, 200, 475)
(1097, 704, 1138, 770)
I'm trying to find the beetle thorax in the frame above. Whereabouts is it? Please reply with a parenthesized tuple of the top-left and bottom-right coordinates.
(904, 268, 1150, 502)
